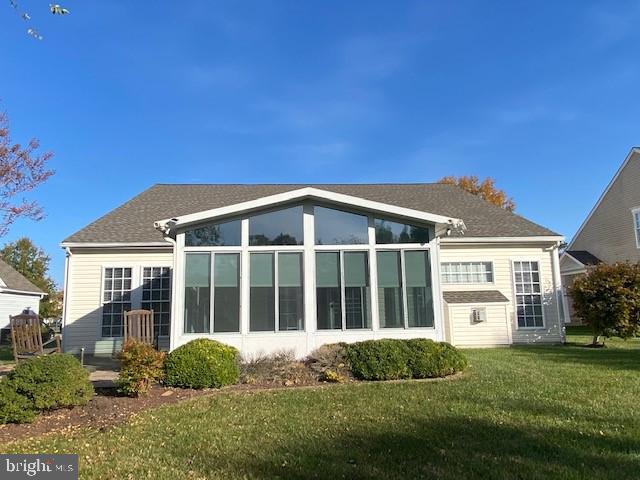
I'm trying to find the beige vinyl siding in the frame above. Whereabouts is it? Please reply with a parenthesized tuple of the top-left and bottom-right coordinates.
(64, 248, 173, 355)
(571, 150, 640, 263)
(447, 304, 510, 346)
(440, 244, 563, 345)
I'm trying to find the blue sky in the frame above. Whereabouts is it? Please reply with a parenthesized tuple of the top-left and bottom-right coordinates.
(1, 0, 639, 284)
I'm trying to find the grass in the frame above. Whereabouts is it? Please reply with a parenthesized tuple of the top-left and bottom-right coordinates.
(0, 345, 14, 364)
(6, 329, 640, 479)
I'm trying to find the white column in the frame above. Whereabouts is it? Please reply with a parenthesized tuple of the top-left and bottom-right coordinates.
(368, 216, 380, 334)
(303, 202, 316, 352)
(169, 233, 185, 351)
(550, 243, 566, 342)
(430, 236, 445, 342)
(240, 218, 250, 343)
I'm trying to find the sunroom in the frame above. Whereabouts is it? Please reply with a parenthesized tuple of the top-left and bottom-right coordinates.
(155, 188, 464, 357)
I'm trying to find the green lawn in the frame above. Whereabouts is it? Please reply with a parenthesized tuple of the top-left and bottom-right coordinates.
(7, 330, 640, 479)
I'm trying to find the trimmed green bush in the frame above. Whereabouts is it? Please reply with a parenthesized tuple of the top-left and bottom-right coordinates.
(345, 339, 412, 380)
(165, 339, 239, 389)
(117, 339, 166, 397)
(9, 354, 93, 410)
(405, 338, 468, 378)
(0, 380, 36, 424)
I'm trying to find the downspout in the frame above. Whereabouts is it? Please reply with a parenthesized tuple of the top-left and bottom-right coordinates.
(550, 241, 566, 343)
(61, 247, 73, 352)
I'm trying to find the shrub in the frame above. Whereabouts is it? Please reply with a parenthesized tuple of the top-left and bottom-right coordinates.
(240, 350, 316, 386)
(570, 262, 640, 345)
(405, 339, 467, 378)
(0, 380, 36, 424)
(306, 343, 352, 382)
(165, 339, 239, 389)
(117, 339, 166, 397)
(9, 354, 93, 410)
(345, 339, 412, 381)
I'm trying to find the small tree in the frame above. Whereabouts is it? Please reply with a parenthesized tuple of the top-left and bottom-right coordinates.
(438, 175, 515, 212)
(569, 263, 640, 346)
(1, 237, 60, 319)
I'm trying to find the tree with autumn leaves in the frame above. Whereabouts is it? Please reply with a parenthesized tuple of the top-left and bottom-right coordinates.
(438, 175, 516, 212)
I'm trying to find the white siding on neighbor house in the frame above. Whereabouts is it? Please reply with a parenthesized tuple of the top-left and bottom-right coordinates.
(63, 248, 173, 355)
(440, 243, 564, 345)
(0, 292, 41, 329)
(570, 150, 640, 264)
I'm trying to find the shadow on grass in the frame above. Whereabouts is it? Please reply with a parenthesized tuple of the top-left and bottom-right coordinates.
(511, 344, 640, 372)
(176, 416, 639, 480)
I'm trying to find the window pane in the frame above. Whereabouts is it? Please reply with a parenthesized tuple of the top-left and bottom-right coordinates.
(314, 206, 368, 245)
(377, 251, 403, 328)
(441, 262, 493, 284)
(249, 206, 303, 246)
(405, 251, 434, 327)
(214, 254, 240, 333)
(278, 253, 304, 331)
(316, 252, 341, 329)
(344, 252, 371, 329)
(514, 261, 543, 328)
(142, 266, 172, 336)
(185, 219, 241, 246)
(184, 254, 210, 333)
(102, 267, 133, 337)
(250, 253, 275, 331)
(375, 219, 430, 244)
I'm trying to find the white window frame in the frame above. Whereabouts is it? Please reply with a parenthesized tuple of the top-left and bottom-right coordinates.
(511, 259, 545, 330)
(141, 266, 173, 337)
(633, 207, 640, 249)
(440, 261, 495, 285)
(99, 266, 134, 338)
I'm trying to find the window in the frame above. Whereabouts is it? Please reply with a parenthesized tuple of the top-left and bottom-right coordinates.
(184, 253, 211, 333)
(441, 262, 493, 284)
(249, 206, 303, 246)
(314, 206, 368, 245)
(213, 253, 240, 332)
(102, 267, 132, 337)
(249, 252, 304, 331)
(316, 251, 371, 329)
(141, 267, 171, 336)
(513, 261, 543, 328)
(634, 209, 640, 248)
(377, 250, 434, 328)
(375, 218, 430, 244)
(185, 219, 241, 246)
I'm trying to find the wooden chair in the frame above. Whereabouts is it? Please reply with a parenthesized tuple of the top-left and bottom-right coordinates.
(10, 313, 61, 361)
(123, 309, 155, 346)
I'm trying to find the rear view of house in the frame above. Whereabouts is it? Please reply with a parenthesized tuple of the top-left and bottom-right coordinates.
(61, 184, 566, 357)
(561, 147, 640, 323)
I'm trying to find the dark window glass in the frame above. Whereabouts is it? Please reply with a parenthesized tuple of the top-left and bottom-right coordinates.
(184, 253, 210, 333)
(102, 267, 132, 337)
(214, 253, 240, 332)
(377, 251, 404, 328)
(316, 252, 342, 329)
(344, 252, 371, 329)
(185, 219, 241, 246)
(141, 266, 172, 336)
(514, 261, 543, 328)
(249, 206, 303, 246)
(250, 253, 275, 331)
(278, 253, 304, 331)
(314, 206, 368, 245)
(375, 219, 430, 244)
(405, 251, 434, 327)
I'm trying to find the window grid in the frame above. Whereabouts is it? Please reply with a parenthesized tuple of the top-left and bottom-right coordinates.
(634, 210, 640, 248)
(514, 261, 543, 328)
(141, 267, 172, 337)
(102, 267, 132, 337)
(441, 262, 493, 284)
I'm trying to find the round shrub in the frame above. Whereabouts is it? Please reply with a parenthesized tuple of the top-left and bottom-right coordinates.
(405, 339, 468, 378)
(165, 339, 239, 389)
(0, 380, 36, 424)
(9, 354, 94, 410)
(345, 339, 412, 381)
(117, 339, 166, 397)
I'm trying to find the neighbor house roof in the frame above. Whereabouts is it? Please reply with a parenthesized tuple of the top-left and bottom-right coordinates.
(565, 250, 601, 266)
(63, 184, 560, 244)
(443, 290, 510, 304)
(0, 259, 44, 295)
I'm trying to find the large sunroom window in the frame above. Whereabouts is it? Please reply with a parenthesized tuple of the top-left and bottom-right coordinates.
(185, 219, 241, 247)
(316, 251, 371, 329)
(314, 207, 368, 245)
(249, 206, 303, 246)
(377, 250, 434, 328)
(184, 252, 240, 333)
(249, 252, 304, 331)
(375, 218, 430, 244)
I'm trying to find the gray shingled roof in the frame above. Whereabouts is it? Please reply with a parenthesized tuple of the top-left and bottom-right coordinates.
(566, 250, 601, 266)
(0, 259, 43, 294)
(443, 290, 510, 304)
(63, 184, 559, 244)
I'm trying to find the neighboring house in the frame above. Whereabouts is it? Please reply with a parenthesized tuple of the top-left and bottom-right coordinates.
(61, 184, 566, 357)
(561, 147, 640, 323)
(0, 258, 45, 342)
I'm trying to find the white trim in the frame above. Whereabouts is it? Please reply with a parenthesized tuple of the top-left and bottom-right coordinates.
(442, 236, 564, 244)
(568, 147, 640, 250)
(561, 251, 586, 269)
(0, 287, 45, 297)
(443, 300, 510, 306)
(154, 187, 465, 233)
(632, 206, 640, 249)
(60, 242, 171, 248)
(510, 259, 546, 330)
(440, 260, 496, 285)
